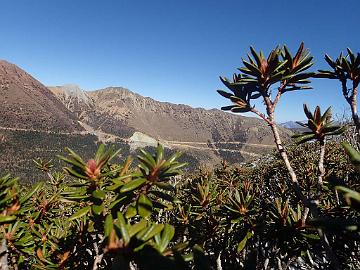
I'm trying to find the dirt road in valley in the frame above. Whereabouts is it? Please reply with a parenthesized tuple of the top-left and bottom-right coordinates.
(0, 125, 275, 157)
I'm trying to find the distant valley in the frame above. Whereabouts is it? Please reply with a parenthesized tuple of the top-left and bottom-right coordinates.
(0, 60, 292, 182)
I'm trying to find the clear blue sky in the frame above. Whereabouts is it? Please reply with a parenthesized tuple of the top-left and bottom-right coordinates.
(0, 0, 359, 122)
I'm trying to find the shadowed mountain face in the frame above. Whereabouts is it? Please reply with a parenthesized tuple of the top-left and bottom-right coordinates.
(0, 61, 82, 132)
(0, 61, 291, 182)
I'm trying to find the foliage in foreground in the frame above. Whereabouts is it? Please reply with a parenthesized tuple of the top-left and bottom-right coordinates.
(1, 145, 192, 269)
(1, 44, 360, 270)
(0, 137, 359, 269)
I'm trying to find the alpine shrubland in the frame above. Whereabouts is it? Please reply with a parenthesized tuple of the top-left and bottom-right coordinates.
(1, 44, 360, 270)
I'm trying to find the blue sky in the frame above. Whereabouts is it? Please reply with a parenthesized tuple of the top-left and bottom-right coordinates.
(0, 0, 359, 122)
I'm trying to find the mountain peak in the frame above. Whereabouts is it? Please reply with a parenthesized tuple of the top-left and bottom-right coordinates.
(50, 84, 84, 95)
(62, 83, 83, 92)
(49, 84, 93, 109)
(0, 59, 18, 67)
(0, 60, 35, 84)
(0, 61, 82, 132)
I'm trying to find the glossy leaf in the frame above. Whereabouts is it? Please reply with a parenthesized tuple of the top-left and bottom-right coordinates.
(120, 178, 146, 193)
(137, 194, 153, 218)
(116, 212, 130, 245)
(69, 206, 91, 221)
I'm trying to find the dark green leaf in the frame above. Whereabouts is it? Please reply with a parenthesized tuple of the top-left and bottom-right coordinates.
(237, 231, 253, 253)
(116, 212, 130, 245)
(92, 204, 104, 215)
(125, 205, 137, 218)
(137, 223, 164, 242)
(217, 90, 233, 99)
(69, 206, 91, 221)
(137, 194, 153, 218)
(20, 182, 44, 204)
(104, 214, 113, 237)
(120, 178, 146, 193)
(92, 190, 106, 200)
(0, 215, 16, 224)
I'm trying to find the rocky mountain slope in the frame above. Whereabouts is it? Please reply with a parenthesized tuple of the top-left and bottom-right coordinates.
(88, 87, 276, 144)
(0, 61, 82, 132)
(0, 63, 93, 182)
(49, 86, 291, 164)
(0, 60, 292, 182)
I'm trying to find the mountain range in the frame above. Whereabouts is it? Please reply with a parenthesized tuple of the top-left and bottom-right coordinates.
(0, 60, 291, 182)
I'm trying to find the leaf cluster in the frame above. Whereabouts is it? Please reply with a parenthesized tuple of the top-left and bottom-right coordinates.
(217, 43, 314, 113)
(293, 105, 346, 144)
(317, 48, 360, 88)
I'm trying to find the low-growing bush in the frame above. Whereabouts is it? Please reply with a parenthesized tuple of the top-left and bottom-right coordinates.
(1, 43, 360, 270)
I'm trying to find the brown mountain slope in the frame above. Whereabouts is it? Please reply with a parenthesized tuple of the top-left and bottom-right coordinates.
(0, 61, 82, 132)
(48, 85, 135, 138)
(0, 58, 293, 182)
(49, 86, 292, 164)
(88, 87, 285, 144)
(0, 62, 92, 182)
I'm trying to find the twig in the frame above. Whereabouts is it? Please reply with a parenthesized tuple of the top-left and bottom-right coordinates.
(129, 261, 137, 270)
(318, 138, 326, 185)
(261, 87, 340, 269)
(216, 251, 223, 270)
(92, 235, 104, 270)
(349, 83, 360, 134)
(301, 207, 310, 227)
(272, 83, 287, 109)
(0, 239, 9, 270)
(250, 107, 272, 125)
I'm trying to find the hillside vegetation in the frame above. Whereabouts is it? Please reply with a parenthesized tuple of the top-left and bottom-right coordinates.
(1, 44, 360, 270)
